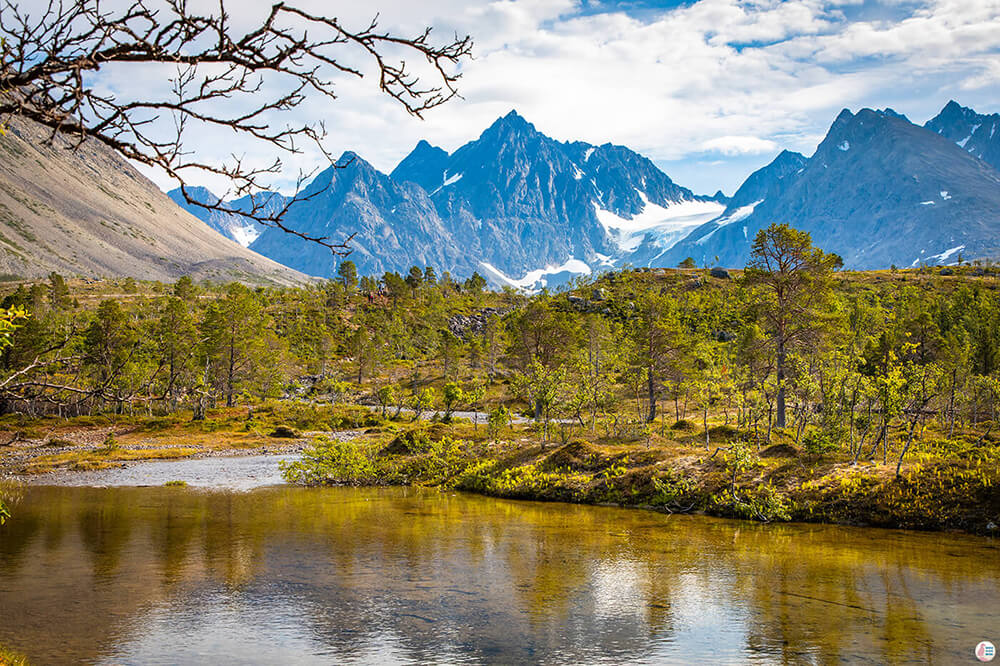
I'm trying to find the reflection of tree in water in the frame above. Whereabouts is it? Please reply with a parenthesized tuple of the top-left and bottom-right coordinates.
(78, 501, 134, 580)
(149, 495, 206, 585)
(2, 485, 999, 664)
(724, 522, 997, 663)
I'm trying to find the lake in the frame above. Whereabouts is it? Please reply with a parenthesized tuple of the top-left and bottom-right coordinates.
(1, 458, 997, 664)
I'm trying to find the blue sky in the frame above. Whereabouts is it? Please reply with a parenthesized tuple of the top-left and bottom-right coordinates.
(119, 0, 1000, 197)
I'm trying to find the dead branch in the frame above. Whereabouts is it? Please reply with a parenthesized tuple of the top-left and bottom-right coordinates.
(0, 0, 472, 252)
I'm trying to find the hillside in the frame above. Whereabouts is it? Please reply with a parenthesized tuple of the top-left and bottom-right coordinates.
(0, 118, 309, 285)
(659, 108, 1000, 269)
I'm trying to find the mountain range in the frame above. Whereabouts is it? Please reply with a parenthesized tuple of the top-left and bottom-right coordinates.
(660, 105, 1000, 269)
(172, 100, 1000, 286)
(3, 99, 997, 287)
(248, 111, 725, 288)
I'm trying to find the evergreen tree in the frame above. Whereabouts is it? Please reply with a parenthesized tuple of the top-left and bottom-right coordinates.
(744, 224, 841, 428)
(337, 261, 358, 292)
(201, 283, 268, 407)
(156, 296, 198, 410)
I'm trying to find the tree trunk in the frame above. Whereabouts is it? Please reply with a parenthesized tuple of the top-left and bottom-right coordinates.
(226, 334, 236, 408)
(703, 405, 709, 448)
(948, 369, 957, 439)
(794, 404, 807, 445)
(647, 369, 657, 423)
(766, 404, 773, 445)
(776, 340, 787, 428)
(883, 419, 889, 465)
(896, 414, 921, 477)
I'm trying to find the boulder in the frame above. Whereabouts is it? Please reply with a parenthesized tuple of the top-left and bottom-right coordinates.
(710, 267, 731, 279)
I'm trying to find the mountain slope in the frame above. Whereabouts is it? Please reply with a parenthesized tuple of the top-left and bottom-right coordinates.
(925, 100, 1000, 171)
(250, 152, 472, 279)
(395, 111, 723, 284)
(658, 108, 1000, 269)
(167, 187, 284, 247)
(0, 118, 308, 285)
(631, 149, 806, 267)
(390, 140, 450, 193)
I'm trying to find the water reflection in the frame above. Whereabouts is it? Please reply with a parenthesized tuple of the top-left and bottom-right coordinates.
(1, 486, 997, 664)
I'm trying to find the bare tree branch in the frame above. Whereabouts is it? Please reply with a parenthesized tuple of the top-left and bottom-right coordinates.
(0, 0, 473, 253)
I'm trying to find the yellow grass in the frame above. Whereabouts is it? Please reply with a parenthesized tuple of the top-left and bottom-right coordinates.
(23, 446, 201, 473)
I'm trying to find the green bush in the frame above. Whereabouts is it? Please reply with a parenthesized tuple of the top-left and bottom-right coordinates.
(383, 428, 432, 454)
(649, 471, 696, 507)
(281, 437, 387, 486)
(710, 484, 792, 522)
(802, 426, 843, 455)
(100, 431, 119, 452)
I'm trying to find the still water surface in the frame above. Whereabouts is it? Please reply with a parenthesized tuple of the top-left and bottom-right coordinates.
(1, 466, 998, 664)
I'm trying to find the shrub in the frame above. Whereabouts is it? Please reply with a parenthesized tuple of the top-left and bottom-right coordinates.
(383, 428, 432, 455)
(487, 405, 511, 443)
(0, 644, 28, 666)
(649, 471, 695, 507)
(281, 437, 386, 486)
(268, 425, 299, 438)
(100, 431, 119, 452)
(710, 484, 791, 522)
(802, 426, 843, 455)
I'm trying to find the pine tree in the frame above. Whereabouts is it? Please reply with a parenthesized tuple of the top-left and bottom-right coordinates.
(744, 224, 841, 428)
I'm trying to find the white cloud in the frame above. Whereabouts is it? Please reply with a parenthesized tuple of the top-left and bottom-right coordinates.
(701, 136, 780, 155)
(75, 0, 1000, 195)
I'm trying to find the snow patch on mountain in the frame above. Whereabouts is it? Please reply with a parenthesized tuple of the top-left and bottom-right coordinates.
(479, 258, 592, 292)
(694, 199, 762, 246)
(929, 244, 965, 264)
(430, 171, 463, 195)
(594, 193, 724, 253)
(230, 223, 262, 247)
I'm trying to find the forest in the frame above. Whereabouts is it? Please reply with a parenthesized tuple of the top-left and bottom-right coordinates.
(1, 225, 999, 532)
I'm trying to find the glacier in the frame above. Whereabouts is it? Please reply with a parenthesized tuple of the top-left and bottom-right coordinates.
(594, 191, 725, 253)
